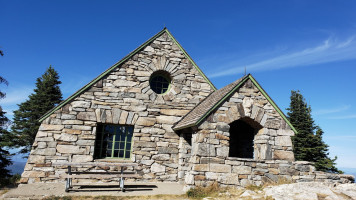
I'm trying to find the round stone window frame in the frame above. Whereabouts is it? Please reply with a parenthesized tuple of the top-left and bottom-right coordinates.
(149, 70, 172, 95)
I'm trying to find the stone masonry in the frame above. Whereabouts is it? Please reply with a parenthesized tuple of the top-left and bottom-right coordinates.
(21, 31, 215, 184)
(21, 28, 354, 187)
(181, 79, 354, 189)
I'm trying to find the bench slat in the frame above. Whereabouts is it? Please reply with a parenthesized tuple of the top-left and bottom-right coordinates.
(52, 162, 138, 167)
(71, 171, 136, 175)
(60, 174, 140, 179)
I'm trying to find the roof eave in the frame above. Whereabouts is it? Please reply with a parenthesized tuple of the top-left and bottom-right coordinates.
(165, 29, 217, 91)
(39, 28, 167, 122)
(173, 75, 249, 131)
(39, 28, 217, 122)
(173, 74, 298, 134)
(247, 74, 297, 134)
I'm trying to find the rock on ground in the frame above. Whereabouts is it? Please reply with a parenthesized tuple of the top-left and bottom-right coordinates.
(263, 182, 356, 200)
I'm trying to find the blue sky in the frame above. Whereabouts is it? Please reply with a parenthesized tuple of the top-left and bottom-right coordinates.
(1, 1, 356, 169)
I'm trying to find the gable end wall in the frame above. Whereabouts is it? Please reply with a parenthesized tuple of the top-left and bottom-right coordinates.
(21, 32, 215, 184)
(182, 80, 353, 188)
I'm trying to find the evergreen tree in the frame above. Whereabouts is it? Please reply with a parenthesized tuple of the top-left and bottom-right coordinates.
(0, 107, 12, 183)
(9, 66, 62, 154)
(286, 90, 315, 161)
(0, 75, 12, 184)
(0, 76, 8, 99)
(287, 90, 341, 173)
(312, 127, 341, 173)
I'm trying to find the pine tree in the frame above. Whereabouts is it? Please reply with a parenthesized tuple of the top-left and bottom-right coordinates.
(0, 108, 12, 182)
(0, 77, 8, 99)
(312, 127, 341, 173)
(287, 90, 341, 173)
(9, 66, 62, 154)
(286, 90, 315, 161)
(0, 75, 12, 185)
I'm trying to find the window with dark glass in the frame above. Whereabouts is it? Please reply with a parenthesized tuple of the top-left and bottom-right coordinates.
(94, 124, 133, 159)
(150, 74, 170, 94)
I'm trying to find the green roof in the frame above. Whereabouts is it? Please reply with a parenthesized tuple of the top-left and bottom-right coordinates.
(39, 28, 217, 122)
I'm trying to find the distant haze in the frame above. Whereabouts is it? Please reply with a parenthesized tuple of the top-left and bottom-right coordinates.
(340, 168, 356, 178)
(7, 162, 26, 175)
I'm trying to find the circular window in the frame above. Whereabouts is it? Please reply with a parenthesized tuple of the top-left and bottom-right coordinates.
(149, 71, 171, 94)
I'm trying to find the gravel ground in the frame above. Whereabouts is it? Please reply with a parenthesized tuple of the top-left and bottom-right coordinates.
(2, 182, 355, 200)
(1, 182, 185, 199)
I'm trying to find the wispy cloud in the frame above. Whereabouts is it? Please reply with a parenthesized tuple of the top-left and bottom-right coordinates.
(314, 105, 351, 115)
(0, 85, 33, 120)
(327, 114, 356, 120)
(0, 86, 33, 105)
(2, 109, 14, 117)
(337, 36, 355, 48)
(208, 35, 356, 78)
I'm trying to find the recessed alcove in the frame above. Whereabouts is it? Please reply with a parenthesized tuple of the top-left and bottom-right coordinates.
(229, 117, 262, 159)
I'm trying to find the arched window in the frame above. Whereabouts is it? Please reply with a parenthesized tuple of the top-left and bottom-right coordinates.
(229, 117, 262, 158)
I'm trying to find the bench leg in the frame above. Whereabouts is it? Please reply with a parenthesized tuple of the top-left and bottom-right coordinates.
(120, 178, 125, 192)
(120, 167, 125, 192)
(65, 165, 72, 192)
(69, 166, 72, 188)
(65, 178, 70, 192)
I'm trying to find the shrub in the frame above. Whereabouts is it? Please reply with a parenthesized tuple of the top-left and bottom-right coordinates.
(245, 184, 263, 191)
(186, 182, 220, 199)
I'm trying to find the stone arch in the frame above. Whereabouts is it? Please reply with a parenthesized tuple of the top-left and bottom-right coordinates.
(146, 56, 177, 74)
(228, 117, 263, 159)
(224, 102, 266, 126)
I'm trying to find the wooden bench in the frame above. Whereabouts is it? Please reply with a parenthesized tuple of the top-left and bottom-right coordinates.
(52, 162, 139, 192)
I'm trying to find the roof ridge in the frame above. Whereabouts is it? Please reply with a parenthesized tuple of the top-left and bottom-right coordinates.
(39, 28, 216, 122)
(174, 74, 297, 134)
(164, 29, 217, 91)
(248, 74, 297, 133)
(173, 74, 248, 130)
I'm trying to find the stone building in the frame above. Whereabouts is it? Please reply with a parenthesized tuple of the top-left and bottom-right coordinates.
(21, 28, 354, 187)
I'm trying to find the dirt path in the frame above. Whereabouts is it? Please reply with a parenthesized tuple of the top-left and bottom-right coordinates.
(1, 182, 185, 199)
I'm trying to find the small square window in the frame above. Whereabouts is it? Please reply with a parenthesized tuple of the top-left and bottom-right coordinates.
(94, 124, 134, 159)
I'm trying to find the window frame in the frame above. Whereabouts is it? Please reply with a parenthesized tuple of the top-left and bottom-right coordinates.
(94, 124, 134, 160)
(149, 72, 171, 95)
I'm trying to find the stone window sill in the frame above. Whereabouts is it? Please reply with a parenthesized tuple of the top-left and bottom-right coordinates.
(94, 158, 134, 163)
(227, 157, 255, 162)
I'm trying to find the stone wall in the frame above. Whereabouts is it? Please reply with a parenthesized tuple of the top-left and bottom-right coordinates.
(21, 30, 353, 188)
(188, 79, 295, 167)
(184, 158, 354, 189)
(178, 132, 193, 183)
(21, 32, 215, 184)
(182, 79, 354, 189)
